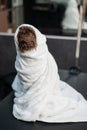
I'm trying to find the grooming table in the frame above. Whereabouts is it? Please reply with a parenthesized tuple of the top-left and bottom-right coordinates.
(0, 69, 87, 130)
(0, 34, 87, 129)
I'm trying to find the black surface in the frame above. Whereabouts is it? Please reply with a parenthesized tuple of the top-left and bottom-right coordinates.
(0, 69, 87, 130)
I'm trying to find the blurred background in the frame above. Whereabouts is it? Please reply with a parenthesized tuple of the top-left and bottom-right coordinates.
(0, 0, 87, 36)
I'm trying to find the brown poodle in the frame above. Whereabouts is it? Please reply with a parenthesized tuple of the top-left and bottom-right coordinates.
(17, 26, 37, 52)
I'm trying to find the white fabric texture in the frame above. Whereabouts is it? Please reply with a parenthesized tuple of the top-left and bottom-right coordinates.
(62, 0, 87, 30)
(12, 24, 87, 123)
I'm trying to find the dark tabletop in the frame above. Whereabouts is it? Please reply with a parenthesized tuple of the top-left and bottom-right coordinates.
(0, 69, 87, 130)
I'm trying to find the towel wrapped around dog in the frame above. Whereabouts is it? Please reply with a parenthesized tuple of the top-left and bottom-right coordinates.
(12, 24, 87, 123)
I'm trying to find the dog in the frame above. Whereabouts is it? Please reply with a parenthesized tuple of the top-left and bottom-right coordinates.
(17, 26, 37, 52)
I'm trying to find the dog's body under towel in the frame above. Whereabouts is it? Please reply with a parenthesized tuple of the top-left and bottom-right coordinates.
(12, 24, 87, 123)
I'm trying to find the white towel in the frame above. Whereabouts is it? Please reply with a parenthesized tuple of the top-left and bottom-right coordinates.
(12, 24, 87, 123)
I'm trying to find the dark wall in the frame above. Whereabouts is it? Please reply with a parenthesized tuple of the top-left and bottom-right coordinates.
(0, 34, 15, 100)
(47, 37, 87, 73)
(47, 38, 76, 70)
(0, 35, 16, 77)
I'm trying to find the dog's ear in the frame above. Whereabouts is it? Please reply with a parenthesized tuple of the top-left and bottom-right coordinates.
(17, 26, 37, 52)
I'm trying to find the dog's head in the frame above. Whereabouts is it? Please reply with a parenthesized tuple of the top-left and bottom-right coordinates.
(17, 26, 37, 52)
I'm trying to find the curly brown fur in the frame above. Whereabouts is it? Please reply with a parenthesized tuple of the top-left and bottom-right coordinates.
(17, 26, 37, 52)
